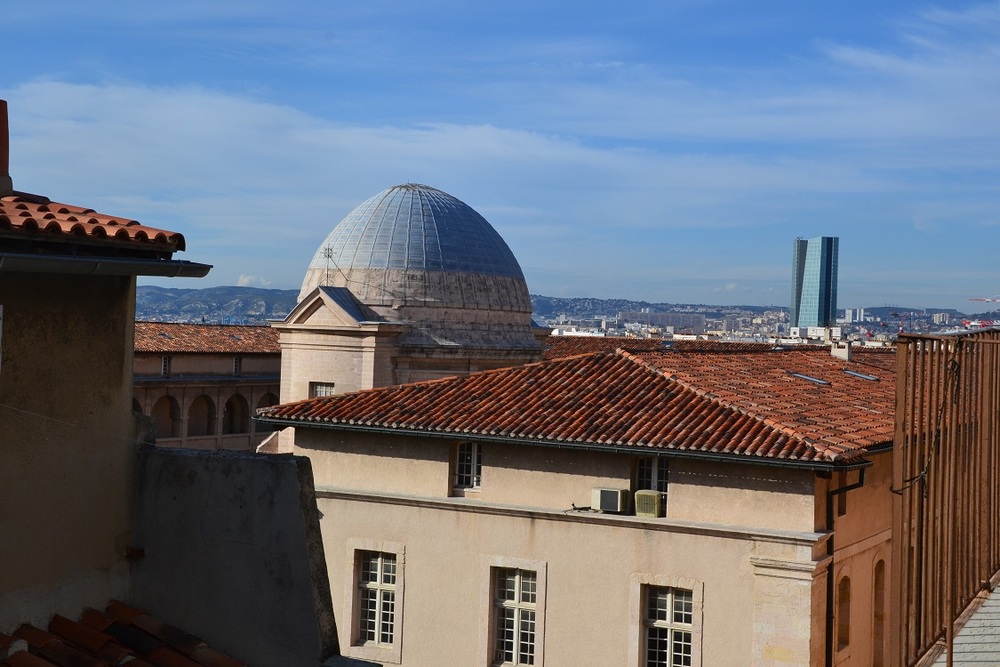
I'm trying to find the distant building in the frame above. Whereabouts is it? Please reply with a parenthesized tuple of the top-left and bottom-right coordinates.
(132, 322, 281, 451)
(273, 184, 546, 406)
(790, 236, 838, 328)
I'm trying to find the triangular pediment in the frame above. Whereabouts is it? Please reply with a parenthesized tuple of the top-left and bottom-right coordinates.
(282, 286, 384, 328)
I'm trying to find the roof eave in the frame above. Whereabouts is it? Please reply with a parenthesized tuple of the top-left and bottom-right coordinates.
(253, 416, 874, 472)
(0, 252, 212, 277)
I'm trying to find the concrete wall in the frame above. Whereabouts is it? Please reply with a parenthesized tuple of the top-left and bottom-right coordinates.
(0, 272, 135, 629)
(131, 446, 337, 667)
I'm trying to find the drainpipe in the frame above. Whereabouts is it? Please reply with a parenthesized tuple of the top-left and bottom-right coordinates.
(824, 467, 867, 667)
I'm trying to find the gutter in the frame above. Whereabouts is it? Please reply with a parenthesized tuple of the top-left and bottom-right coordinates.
(253, 416, 877, 472)
(0, 252, 211, 277)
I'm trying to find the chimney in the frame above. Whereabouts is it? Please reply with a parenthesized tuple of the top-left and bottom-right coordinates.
(830, 340, 853, 361)
(0, 100, 11, 195)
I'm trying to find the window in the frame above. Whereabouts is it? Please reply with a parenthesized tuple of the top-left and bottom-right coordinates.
(628, 575, 702, 667)
(638, 457, 669, 493)
(480, 557, 547, 667)
(160, 355, 171, 377)
(357, 551, 397, 647)
(644, 586, 693, 667)
(344, 540, 405, 664)
(309, 381, 337, 398)
(233, 355, 242, 376)
(493, 568, 537, 666)
(455, 442, 483, 489)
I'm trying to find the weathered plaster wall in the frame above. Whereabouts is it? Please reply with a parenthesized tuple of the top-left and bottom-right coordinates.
(0, 272, 135, 629)
(131, 446, 337, 667)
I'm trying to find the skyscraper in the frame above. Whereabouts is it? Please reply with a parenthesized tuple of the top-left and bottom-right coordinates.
(790, 236, 838, 328)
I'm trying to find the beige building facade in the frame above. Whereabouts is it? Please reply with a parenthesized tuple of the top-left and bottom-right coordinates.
(260, 345, 896, 666)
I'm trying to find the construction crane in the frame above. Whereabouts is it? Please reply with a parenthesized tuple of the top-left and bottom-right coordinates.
(971, 296, 1000, 302)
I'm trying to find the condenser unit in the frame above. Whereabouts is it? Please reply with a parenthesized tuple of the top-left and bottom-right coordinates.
(634, 489, 663, 518)
(592, 488, 628, 514)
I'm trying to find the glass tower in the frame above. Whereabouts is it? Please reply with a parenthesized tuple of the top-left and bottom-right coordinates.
(790, 237, 838, 328)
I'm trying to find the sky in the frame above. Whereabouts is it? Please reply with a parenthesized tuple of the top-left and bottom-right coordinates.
(2, 2, 1000, 312)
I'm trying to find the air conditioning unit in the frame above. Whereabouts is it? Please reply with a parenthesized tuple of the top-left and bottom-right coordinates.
(635, 490, 663, 518)
(592, 488, 628, 514)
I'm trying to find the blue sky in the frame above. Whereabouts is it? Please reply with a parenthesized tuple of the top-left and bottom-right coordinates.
(3, 2, 999, 312)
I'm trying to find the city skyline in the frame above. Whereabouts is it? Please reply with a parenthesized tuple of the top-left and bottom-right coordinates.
(2, 2, 999, 311)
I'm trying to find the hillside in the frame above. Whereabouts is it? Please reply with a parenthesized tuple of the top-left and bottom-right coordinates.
(136, 286, 298, 324)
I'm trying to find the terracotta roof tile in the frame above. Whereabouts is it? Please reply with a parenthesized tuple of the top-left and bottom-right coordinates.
(260, 346, 896, 465)
(542, 335, 668, 359)
(134, 323, 279, 354)
(0, 603, 242, 667)
(0, 195, 185, 255)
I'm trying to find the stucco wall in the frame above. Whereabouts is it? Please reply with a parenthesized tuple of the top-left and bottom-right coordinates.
(0, 272, 135, 628)
(829, 452, 892, 666)
(668, 458, 817, 532)
(318, 491, 823, 666)
(295, 430, 817, 532)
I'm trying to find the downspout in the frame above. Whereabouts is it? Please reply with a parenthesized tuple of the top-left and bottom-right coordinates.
(824, 467, 867, 667)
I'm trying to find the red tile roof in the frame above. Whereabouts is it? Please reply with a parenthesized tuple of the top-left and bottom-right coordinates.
(542, 335, 668, 359)
(259, 346, 896, 465)
(0, 194, 185, 256)
(134, 322, 280, 354)
(0, 601, 244, 667)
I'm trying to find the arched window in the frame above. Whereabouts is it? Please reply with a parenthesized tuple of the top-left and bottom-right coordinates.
(873, 560, 885, 666)
(223, 394, 250, 434)
(255, 393, 279, 433)
(837, 575, 851, 651)
(151, 395, 181, 439)
(188, 395, 216, 437)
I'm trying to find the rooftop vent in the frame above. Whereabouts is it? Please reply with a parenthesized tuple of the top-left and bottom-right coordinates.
(843, 369, 879, 381)
(788, 371, 831, 386)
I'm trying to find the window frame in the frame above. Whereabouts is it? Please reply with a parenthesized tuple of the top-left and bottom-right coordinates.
(344, 539, 405, 664)
(492, 568, 538, 666)
(628, 574, 703, 667)
(452, 441, 483, 496)
(643, 586, 694, 667)
(479, 556, 547, 667)
(309, 381, 337, 398)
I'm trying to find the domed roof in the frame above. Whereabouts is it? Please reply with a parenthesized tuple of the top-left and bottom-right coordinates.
(297, 183, 539, 354)
(305, 183, 524, 279)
